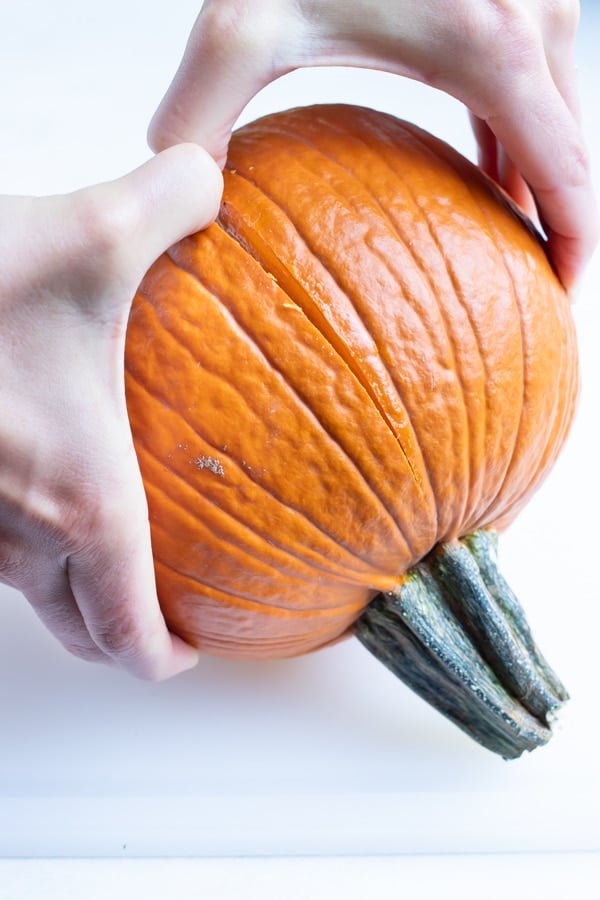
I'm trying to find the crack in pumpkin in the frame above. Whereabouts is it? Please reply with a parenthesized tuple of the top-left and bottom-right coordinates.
(216, 173, 427, 505)
(129, 289, 411, 584)
(250, 113, 483, 540)
(159, 238, 419, 566)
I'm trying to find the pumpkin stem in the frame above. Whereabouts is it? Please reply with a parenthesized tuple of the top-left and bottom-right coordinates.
(354, 529, 568, 759)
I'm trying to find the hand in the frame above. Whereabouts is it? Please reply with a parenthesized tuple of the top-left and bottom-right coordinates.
(148, 0, 598, 290)
(0, 144, 222, 678)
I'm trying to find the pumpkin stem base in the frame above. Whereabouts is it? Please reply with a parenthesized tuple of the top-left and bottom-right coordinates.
(354, 529, 568, 759)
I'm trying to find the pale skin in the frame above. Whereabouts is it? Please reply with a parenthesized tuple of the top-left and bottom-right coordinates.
(150, 0, 598, 290)
(1, 0, 597, 679)
(0, 146, 222, 678)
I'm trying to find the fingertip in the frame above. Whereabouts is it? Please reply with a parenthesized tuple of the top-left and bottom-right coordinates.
(470, 113, 500, 182)
(112, 629, 200, 682)
(147, 111, 170, 155)
(547, 205, 600, 295)
(150, 141, 224, 230)
(106, 143, 224, 275)
(140, 637, 199, 682)
(169, 634, 201, 675)
(173, 142, 223, 224)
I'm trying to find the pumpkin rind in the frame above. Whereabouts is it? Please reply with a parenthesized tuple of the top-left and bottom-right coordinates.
(124, 104, 578, 660)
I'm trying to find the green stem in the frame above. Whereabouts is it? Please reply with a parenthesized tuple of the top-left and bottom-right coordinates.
(354, 529, 568, 759)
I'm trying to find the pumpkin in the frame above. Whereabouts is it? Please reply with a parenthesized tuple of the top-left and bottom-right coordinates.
(125, 104, 578, 758)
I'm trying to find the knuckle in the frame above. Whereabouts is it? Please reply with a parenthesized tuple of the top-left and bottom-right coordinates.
(198, 0, 286, 68)
(91, 618, 166, 680)
(561, 137, 592, 188)
(428, 3, 544, 95)
(60, 475, 143, 557)
(543, 0, 580, 39)
(487, 0, 579, 55)
(69, 186, 139, 284)
(26, 489, 101, 560)
(491, 7, 541, 62)
(20, 581, 108, 665)
(462, 6, 546, 106)
(91, 614, 141, 659)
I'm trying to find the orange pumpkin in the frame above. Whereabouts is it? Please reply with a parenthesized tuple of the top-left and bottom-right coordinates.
(125, 104, 578, 757)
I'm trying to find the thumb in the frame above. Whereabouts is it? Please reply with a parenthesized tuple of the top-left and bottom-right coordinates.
(87, 142, 224, 288)
(56, 145, 222, 678)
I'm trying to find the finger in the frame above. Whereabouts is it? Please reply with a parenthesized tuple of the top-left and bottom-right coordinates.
(535, 0, 582, 122)
(482, 74, 597, 288)
(23, 565, 107, 665)
(21, 143, 223, 328)
(59, 148, 219, 679)
(66, 476, 199, 681)
(82, 143, 224, 287)
(468, 6, 593, 279)
(148, 0, 296, 164)
(497, 153, 539, 224)
(469, 114, 538, 223)
(458, 8, 596, 290)
(469, 114, 501, 183)
(118, 143, 223, 256)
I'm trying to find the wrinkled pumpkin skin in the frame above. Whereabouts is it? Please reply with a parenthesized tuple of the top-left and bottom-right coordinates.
(124, 104, 578, 659)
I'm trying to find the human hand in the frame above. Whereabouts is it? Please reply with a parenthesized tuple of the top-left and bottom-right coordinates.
(0, 145, 222, 678)
(148, 0, 598, 290)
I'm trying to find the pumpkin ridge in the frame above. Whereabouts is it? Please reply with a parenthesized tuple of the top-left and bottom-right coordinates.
(225, 110, 521, 539)
(227, 107, 485, 534)
(154, 557, 374, 617)
(132, 250, 414, 572)
(216, 198, 429, 509)
(218, 161, 437, 521)
(224, 121, 468, 529)
(182, 220, 434, 564)
(336, 108, 575, 532)
(403, 123, 528, 532)
(517, 308, 578, 494)
(139, 441, 388, 589)
(180, 633, 346, 657)
(142, 451, 395, 591)
(401, 187, 481, 533)
(469, 225, 577, 529)
(128, 349, 399, 585)
(158, 245, 419, 562)
(222, 133, 426, 430)
(493, 252, 578, 525)
(447, 198, 537, 531)
(171, 617, 355, 658)
(320, 109, 516, 534)
(365, 113, 531, 533)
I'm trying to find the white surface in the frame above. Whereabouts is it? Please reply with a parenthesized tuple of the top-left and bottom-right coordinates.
(1, 0, 599, 860)
(1, 854, 600, 900)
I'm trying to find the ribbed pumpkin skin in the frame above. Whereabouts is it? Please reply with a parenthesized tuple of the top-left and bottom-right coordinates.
(124, 104, 578, 658)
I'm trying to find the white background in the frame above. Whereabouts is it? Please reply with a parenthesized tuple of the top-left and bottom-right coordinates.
(1, 0, 599, 894)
